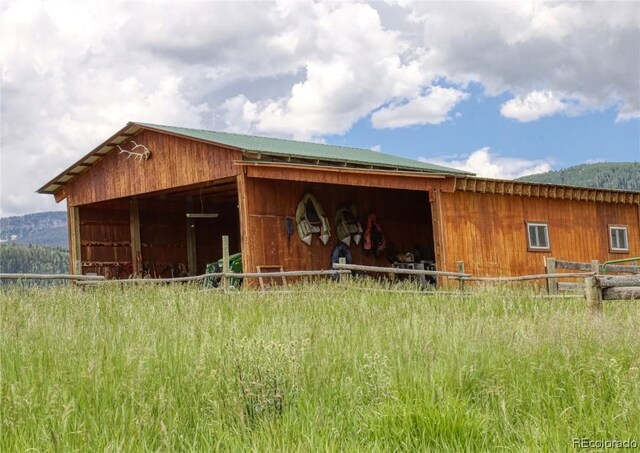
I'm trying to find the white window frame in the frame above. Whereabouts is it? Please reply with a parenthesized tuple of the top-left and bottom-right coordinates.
(609, 225, 629, 252)
(526, 222, 550, 251)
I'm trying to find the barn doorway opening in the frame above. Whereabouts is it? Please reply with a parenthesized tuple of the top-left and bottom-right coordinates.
(244, 177, 435, 276)
(137, 178, 240, 277)
(75, 178, 240, 279)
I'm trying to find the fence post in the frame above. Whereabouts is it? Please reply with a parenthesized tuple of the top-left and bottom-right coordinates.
(591, 260, 600, 275)
(456, 261, 465, 292)
(585, 276, 603, 316)
(338, 257, 347, 283)
(222, 235, 230, 291)
(546, 257, 558, 295)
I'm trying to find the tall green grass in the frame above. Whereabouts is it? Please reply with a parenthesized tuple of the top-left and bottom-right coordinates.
(2, 281, 639, 451)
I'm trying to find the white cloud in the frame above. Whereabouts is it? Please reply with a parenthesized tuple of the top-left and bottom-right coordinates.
(400, 2, 640, 116)
(214, 3, 431, 140)
(370, 145, 382, 152)
(500, 90, 567, 122)
(616, 107, 640, 123)
(0, 1, 638, 215)
(424, 147, 553, 179)
(371, 86, 468, 128)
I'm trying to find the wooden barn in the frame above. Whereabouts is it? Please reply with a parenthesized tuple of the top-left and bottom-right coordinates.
(38, 122, 640, 282)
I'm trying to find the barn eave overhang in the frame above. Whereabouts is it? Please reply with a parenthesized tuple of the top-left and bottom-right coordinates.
(36, 122, 143, 195)
(453, 176, 640, 204)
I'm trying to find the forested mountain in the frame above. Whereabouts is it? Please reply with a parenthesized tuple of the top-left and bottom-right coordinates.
(0, 244, 69, 274)
(517, 162, 640, 191)
(0, 211, 67, 248)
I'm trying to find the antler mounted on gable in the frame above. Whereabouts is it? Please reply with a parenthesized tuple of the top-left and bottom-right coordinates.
(118, 141, 151, 162)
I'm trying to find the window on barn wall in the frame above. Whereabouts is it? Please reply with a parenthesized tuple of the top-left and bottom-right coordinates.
(526, 222, 550, 251)
(609, 225, 629, 252)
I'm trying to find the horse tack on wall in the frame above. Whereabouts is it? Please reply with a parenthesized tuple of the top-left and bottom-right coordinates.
(295, 193, 331, 245)
(335, 203, 363, 246)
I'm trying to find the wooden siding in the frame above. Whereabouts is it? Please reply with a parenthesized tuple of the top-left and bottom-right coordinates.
(241, 177, 434, 274)
(78, 202, 132, 278)
(436, 191, 640, 276)
(62, 129, 241, 206)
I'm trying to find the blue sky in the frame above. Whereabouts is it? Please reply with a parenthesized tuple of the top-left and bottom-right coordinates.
(334, 83, 640, 169)
(1, 1, 639, 216)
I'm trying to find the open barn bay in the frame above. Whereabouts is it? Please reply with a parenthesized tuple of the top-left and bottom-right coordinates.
(2, 283, 639, 451)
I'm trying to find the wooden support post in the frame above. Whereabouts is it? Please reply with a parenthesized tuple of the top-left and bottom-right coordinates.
(237, 173, 250, 267)
(222, 235, 230, 291)
(456, 261, 465, 292)
(546, 257, 558, 294)
(585, 276, 603, 316)
(186, 198, 197, 276)
(591, 260, 600, 275)
(429, 189, 447, 288)
(129, 199, 142, 277)
(68, 206, 82, 275)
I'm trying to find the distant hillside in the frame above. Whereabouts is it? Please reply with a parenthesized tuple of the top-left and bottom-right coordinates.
(517, 162, 640, 191)
(0, 211, 68, 249)
(0, 243, 69, 274)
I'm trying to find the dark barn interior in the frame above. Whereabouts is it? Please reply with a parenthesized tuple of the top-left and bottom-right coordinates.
(77, 179, 240, 278)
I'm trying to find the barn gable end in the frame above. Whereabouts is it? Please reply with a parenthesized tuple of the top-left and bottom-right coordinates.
(57, 129, 241, 206)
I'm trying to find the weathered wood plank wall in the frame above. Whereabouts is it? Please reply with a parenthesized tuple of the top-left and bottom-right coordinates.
(78, 202, 132, 278)
(63, 130, 241, 206)
(241, 177, 434, 274)
(436, 190, 639, 276)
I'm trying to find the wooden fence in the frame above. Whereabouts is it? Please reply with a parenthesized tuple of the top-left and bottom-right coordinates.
(0, 273, 106, 281)
(3, 246, 638, 309)
(585, 275, 640, 315)
(4, 266, 640, 314)
(0, 270, 351, 288)
(545, 258, 639, 294)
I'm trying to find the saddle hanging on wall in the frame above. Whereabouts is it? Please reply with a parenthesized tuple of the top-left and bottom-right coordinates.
(335, 203, 363, 246)
(295, 193, 331, 245)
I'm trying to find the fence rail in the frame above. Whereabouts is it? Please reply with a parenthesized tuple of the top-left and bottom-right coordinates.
(552, 258, 639, 274)
(3, 249, 638, 313)
(331, 263, 470, 278)
(585, 275, 640, 315)
(458, 272, 593, 282)
(545, 257, 640, 295)
(0, 273, 106, 281)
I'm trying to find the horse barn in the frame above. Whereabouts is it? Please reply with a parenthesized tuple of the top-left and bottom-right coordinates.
(38, 122, 640, 283)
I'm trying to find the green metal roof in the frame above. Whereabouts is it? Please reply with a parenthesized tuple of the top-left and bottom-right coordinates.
(37, 121, 473, 195)
(137, 122, 472, 175)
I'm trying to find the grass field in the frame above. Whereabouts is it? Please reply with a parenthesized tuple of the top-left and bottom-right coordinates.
(2, 281, 639, 451)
